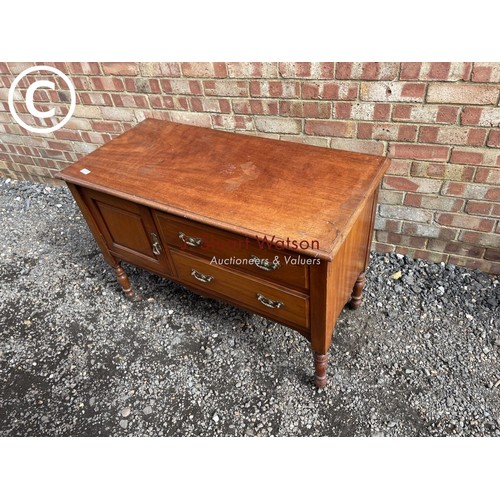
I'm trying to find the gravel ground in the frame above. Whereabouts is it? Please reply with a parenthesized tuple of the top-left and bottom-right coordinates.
(0, 177, 499, 437)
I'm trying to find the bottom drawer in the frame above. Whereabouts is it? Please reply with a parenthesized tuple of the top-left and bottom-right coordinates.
(170, 250, 309, 329)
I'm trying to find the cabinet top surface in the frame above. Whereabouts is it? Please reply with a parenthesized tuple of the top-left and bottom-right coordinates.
(58, 119, 390, 259)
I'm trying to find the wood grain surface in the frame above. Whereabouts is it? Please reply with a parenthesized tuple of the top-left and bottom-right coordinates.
(57, 119, 390, 260)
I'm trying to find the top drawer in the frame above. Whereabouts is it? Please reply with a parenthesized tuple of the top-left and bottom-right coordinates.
(153, 211, 310, 290)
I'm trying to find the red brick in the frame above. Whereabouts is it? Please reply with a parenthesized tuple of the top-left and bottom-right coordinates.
(377, 231, 427, 248)
(450, 149, 483, 165)
(467, 128, 487, 146)
(375, 190, 404, 207)
(357, 123, 416, 142)
(92, 121, 123, 133)
(392, 104, 411, 121)
(149, 95, 189, 111)
(380, 204, 433, 223)
(387, 159, 411, 176)
(373, 242, 397, 253)
(304, 81, 358, 100)
(389, 144, 449, 161)
(383, 175, 442, 193)
(279, 63, 335, 79)
(485, 248, 500, 261)
(111, 93, 148, 108)
(459, 230, 500, 248)
(428, 63, 451, 80)
(475, 167, 500, 185)
(428, 240, 485, 259)
(68, 62, 101, 75)
(279, 62, 311, 78)
(471, 63, 500, 83)
(360, 82, 425, 102)
(250, 81, 299, 98)
(374, 104, 391, 120)
(419, 126, 486, 146)
(212, 114, 254, 131)
(410, 162, 475, 181)
(54, 130, 81, 141)
(161, 79, 203, 95)
(436, 213, 495, 232)
(279, 101, 331, 118)
(442, 181, 499, 200)
(427, 83, 499, 104)
(232, 99, 278, 115)
(374, 218, 403, 232)
(460, 107, 482, 125)
(419, 126, 438, 143)
(488, 130, 500, 147)
(80, 131, 110, 144)
(90, 77, 124, 91)
(402, 83, 426, 99)
(102, 62, 138, 75)
(405, 193, 464, 212)
(335, 63, 352, 79)
(304, 120, 355, 138)
(80, 92, 113, 106)
(400, 63, 421, 80)
(332, 103, 352, 119)
(336, 62, 398, 80)
(485, 187, 500, 200)
(181, 62, 227, 78)
(67, 77, 91, 91)
(190, 97, 231, 113)
(403, 222, 458, 240)
(436, 106, 460, 123)
(125, 78, 160, 94)
(336, 102, 390, 121)
(465, 200, 494, 215)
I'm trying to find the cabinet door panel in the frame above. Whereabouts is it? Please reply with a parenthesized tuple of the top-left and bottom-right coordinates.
(80, 188, 171, 275)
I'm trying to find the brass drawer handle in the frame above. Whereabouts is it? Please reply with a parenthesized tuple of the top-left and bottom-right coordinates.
(256, 292, 283, 309)
(179, 231, 203, 247)
(150, 232, 162, 256)
(251, 255, 281, 271)
(191, 268, 214, 283)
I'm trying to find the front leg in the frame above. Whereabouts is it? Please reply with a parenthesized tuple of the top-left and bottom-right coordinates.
(313, 351, 328, 388)
(112, 263, 141, 302)
(349, 271, 366, 310)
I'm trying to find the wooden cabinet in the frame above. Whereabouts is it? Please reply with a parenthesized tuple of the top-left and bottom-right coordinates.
(57, 119, 390, 388)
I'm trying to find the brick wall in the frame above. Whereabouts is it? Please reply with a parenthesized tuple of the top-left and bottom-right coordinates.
(1, 62, 499, 274)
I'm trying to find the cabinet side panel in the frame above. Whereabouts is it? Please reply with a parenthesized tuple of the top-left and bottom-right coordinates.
(330, 189, 377, 325)
(66, 183, 117, 267)
(310, 189, 378, 353)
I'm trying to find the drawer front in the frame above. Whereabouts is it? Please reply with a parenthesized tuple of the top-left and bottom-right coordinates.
(153, 211, 309, 290)
(170, 250, 309, 330)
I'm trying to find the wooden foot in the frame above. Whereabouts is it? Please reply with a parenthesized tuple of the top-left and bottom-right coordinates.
(113, 264, 141, 302)
(313, 352, 328, 388)
(349, 271, 366, 310)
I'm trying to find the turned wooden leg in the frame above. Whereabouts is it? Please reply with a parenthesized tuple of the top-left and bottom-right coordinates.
(313, 352, 328, 388)
(349, 271, 366, 310)
(113, 264, 141, 302)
